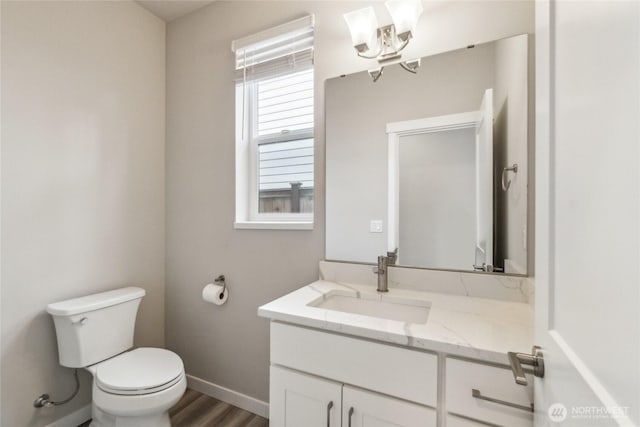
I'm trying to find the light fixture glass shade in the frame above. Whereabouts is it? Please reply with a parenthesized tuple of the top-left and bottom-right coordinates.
(343, 7, 379, 52)
(385, 0, 423, 37)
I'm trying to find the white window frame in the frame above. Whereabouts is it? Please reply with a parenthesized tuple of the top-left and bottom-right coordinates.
(234, 76, 314, 230)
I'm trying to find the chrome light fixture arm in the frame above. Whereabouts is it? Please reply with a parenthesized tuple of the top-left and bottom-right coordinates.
(356, 25, 411, 62)
(399, 59, 419, 74)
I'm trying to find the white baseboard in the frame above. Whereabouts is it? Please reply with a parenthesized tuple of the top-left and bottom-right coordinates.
(186, 374, 269, 419)
(44, 376, 269, 425)
(46, 404, 91, 427)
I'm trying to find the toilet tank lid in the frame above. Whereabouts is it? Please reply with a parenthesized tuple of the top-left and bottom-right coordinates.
(47, 287, 146, 316)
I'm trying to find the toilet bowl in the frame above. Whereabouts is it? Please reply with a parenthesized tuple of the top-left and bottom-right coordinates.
(46, 287, 186, 427)
(87, 348, 187, 427)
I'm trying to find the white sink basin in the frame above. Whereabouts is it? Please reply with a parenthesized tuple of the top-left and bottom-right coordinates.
(310, 293, 430, 324)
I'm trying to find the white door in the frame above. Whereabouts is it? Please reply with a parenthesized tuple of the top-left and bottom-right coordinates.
(534, 1, 639, 426)
(475, 88, 494, 269)
(270, 366, 342, 427)
(342, 385, 436, 427)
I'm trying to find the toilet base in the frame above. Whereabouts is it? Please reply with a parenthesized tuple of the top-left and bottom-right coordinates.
(89, 403, 171, 427)
(87, 371, 186, 427)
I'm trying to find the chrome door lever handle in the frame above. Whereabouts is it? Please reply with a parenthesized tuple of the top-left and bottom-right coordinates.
(508, 345, 544, 386)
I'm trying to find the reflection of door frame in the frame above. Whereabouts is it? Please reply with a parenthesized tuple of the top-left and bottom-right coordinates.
(386, 111, 480, 259)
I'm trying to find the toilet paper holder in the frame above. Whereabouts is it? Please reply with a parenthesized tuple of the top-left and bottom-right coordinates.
(214, 275, 227, 295)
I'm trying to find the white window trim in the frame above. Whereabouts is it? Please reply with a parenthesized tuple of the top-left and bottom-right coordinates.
(233, 16, 315, 231)
(234, 221, 314, 230)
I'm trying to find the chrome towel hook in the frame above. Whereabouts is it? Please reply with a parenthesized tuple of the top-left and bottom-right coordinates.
(501, 163, 518, 191)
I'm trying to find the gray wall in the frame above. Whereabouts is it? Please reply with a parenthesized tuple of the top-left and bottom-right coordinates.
(166, 0, 534, 403)
(0, 2, 165, 425)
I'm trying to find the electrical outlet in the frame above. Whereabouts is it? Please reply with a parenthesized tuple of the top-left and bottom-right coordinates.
(370, 220, 383, 233)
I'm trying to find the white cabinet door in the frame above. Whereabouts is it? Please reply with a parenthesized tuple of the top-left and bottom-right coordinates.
(342, 385, 436, 427)
(446, 414, 493, 427)
(270, 366, 342, 427)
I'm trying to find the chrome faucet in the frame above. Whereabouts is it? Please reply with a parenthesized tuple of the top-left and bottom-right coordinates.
(373, 255, 389, 292)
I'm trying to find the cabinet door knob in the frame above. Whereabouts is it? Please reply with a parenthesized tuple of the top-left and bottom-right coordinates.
(326, 401, 333, 427)
(348, 407, 354, 427)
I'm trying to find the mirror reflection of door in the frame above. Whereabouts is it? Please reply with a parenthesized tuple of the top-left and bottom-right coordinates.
(399, 128, 477, 270)
(396, 88, 493, 271)
(474, 88, 494, 270)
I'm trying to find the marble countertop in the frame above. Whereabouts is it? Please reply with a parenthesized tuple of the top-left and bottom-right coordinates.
(258, 280, 533, 365)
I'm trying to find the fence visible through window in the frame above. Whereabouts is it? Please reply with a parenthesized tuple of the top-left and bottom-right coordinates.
(258, 138, 313, 213)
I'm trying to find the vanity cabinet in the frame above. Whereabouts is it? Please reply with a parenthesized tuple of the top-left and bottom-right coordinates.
(268, 322, 533, 427)
(270, 366, 436, 427)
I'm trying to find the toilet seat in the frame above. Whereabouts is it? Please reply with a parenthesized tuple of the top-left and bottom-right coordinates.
(94, 348, 184, 396)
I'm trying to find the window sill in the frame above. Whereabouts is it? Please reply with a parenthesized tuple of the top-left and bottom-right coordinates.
(234, 221, 314, 230)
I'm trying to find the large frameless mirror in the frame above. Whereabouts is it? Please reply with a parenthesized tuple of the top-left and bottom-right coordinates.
(325, 34, 531, 275)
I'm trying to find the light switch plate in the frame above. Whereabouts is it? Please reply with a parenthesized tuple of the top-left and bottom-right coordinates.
(370, 220, 383, 233)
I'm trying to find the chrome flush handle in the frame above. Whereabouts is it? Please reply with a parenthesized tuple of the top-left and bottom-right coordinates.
(72, 317, 88, 325)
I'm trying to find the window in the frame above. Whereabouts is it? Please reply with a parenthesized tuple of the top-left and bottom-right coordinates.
(233, 16, 315, 229)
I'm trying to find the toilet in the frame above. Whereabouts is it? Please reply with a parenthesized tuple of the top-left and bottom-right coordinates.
(47, 287, 186, 427)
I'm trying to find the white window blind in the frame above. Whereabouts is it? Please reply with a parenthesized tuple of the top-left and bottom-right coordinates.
(232, 15, 314, 83)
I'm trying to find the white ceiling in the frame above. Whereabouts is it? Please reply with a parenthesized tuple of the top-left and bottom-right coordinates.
(136, 0, 215, 22)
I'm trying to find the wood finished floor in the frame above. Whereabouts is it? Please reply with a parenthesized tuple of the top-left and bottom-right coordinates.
(170, 389, 268, 427)
(78, 388, 269, 427)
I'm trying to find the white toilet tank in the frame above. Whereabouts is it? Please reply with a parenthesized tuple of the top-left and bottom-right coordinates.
(47, 287, 146, 368)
